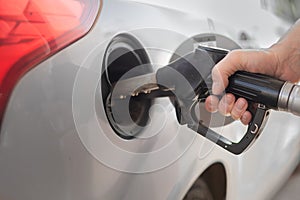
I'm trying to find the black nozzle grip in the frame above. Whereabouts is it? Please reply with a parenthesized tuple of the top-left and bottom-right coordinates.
(226, 71, 285, 109)
(156, 49, 214, 99)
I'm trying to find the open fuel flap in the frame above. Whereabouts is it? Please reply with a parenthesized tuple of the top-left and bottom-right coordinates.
(101, 33, 154, 139)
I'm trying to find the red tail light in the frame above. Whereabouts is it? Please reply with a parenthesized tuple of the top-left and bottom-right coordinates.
(0, 0, 101, 122)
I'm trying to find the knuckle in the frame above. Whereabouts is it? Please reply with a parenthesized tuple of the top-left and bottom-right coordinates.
(231, 107, 244, 120)
(218, 102, 228, 116)
(241, 111, 252, 125)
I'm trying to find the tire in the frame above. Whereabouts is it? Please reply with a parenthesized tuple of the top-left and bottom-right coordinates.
(183, 178, 214, 200)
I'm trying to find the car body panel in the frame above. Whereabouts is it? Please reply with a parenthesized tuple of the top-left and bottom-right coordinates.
(0, 0, 299, 200)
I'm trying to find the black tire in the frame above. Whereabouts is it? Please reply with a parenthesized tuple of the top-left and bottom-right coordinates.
(183, 178, 214, 200)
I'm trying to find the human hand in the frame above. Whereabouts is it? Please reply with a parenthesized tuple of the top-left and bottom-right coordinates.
(205, 20, 300, 124)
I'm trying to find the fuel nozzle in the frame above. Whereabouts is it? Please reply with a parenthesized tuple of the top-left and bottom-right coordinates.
(109, 45, 299, 154)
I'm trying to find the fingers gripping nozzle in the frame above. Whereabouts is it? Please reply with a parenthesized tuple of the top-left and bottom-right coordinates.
(226, 71, 300, 116)
(197, 45, 300, 117)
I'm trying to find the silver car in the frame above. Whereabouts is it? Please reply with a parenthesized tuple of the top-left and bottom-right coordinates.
(0, 0, 299, 199)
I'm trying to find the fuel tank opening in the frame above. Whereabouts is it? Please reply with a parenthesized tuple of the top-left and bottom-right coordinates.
(101, 33, 153, 139)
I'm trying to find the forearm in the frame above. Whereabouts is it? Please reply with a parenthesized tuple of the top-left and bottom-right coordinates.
(277, 19, 300, 48)
(269, 19, 300, 82)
